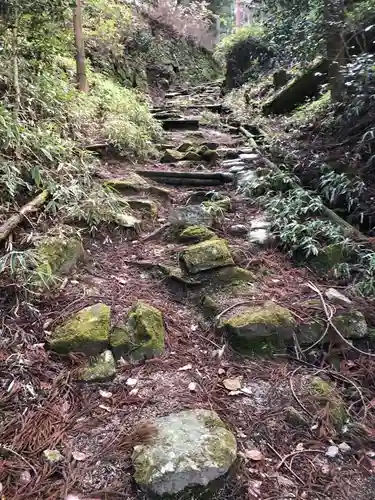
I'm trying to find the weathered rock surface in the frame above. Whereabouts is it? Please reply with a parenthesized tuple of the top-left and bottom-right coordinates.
(169, 205, 213, 228)
(110, 302, 165, 361)
(49, 303, 110, 355)
(36, 232, 84, 286)
(180, 239, 234, 274)
(179, 225, 216, 243)
(218, 301, 296, 353)
(332, 310, 368, 339)
(325, 288, 352, 306)
(132, 409, 237, 498)
(80, 350, 116, 382)
(104, 173, 150, 194)
(125, 197, 158, 217)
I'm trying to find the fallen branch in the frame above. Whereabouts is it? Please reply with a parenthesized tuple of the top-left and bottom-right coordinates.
(0, 190, 48, 242)
(276, 449, 325, 470)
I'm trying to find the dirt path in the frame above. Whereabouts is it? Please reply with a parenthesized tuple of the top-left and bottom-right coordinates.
(1, 83, 375, 500)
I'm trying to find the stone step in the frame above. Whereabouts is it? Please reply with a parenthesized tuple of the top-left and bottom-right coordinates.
(136, 170, 234, 186)
(160, 118, 200, 131)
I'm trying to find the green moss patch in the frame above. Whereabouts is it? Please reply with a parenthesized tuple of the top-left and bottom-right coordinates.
(218, 301, 296, 355)
(110, 302, 165, 361)
(49, 303, 110, 355)
(180, 239, 234, 274)
(308, 376, 346, 428)
(179, 225, 217, 243)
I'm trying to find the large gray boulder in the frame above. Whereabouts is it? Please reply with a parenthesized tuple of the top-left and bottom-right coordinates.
(132, 409, 237, 498)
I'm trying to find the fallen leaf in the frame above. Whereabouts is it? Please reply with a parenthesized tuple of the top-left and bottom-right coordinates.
(72, 451, 87, 462)
(218, 368, 225, 375)
(326, 445, 339, 458)
(223, 377, 242, 391)
(188, 382, 197, 392)
(178, 363, 192, 371)
(126, 377, 138, 387)
(296, 442, 304, 451)
(245, 449, 264, 461)
(129, 388, 139, 396)
(99, 389, 112, 399)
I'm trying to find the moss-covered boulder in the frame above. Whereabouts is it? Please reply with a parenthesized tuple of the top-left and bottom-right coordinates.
(79, 350, 117, 382)
(49, 303, 110, 356)
(218, 301, 296, 354)
(110, 302, 165, 361)
(177, 142, 194, 152)
(180, 239, 234, 274)
(179, 225, 216, 243)
(35, 232, 84, 286)
(332, 310, 367, 339)
(104, 174, 150, 194)
(161, 149, 185, 163)
(132, 409, 237, 498)
(308, 376, 346, 428)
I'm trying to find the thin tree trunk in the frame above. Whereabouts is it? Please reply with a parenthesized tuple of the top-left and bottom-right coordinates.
(236, 0, 241, 27)
(73, 0, 88, 92)
(324, 0, 346, 102)
(12, 14, 21, 120)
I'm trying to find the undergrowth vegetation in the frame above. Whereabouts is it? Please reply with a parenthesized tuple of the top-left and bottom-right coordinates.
(242, 168, 375, 296)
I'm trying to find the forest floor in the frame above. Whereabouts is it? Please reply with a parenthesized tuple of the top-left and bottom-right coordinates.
(2, 82, 375, 500)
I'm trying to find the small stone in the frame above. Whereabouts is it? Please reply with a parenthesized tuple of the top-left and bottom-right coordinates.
(132, 409, 237, 497)
(43, 449, 63, 463)
(285, 406, 308, 427)
(19, 470, 32, 484)
(325, 288, 352, 305)
(338, 442, 351, 453)
(250, 216, 271, 230)
(188, 382, 197, 392)
(80, 350, 116, 382)
(326, 445, 339, 458)
(161, 149, 184, 163)
(228, 224, 248, 236)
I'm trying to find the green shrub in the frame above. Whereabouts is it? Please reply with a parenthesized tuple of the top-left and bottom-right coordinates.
(215, 23, 265, 62)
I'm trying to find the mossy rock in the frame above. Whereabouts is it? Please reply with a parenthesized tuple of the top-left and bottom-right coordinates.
(79, 350, 117, 382)
(184, 150, 202, 162)
(177, 142, 194, 152)
(169, 205, 214, 228)
(49, 303, 110, 356)
(104, 174, 150, 195)
(132, 409, 237, 498)
(158, 265, 203, 285)
(202, 295, 221, 318)
(180, 239, 234, 274)
(161, 149, 184, 163)
(285, 406, 309, 427)
(298, 319, 326, 346)
(218, 301, 296, 355)
(308, 376, 346, 428)
(179, 225, 217, 243)
(125, 198, 158, 217)
(35, 233, 84, 287)
(110, 302, 165, 361)
(309, 243, 352, 274)
(213, 266, 256, 285)
(332, 310, 367, 339)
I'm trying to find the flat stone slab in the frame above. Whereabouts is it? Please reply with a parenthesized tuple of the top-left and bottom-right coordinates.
(180, 239, 234, 274)
(132, 409, 237, 498)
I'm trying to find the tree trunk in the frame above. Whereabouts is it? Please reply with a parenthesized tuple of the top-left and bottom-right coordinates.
(73, 0, 88, 92)
(12, 14, 21, 120)
(324, 0, 346, 102)
(236, 0, 241, 27)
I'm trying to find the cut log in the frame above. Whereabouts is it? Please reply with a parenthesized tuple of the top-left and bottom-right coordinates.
(0, 190, 49, 242)
(161, 119, 200, 131)
(262, 59, 329, 116)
